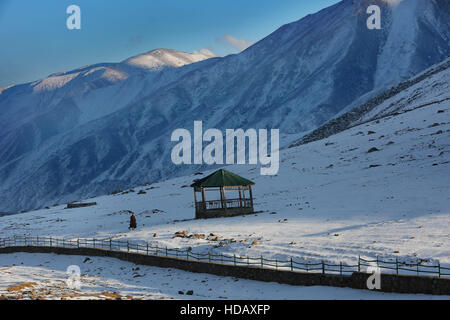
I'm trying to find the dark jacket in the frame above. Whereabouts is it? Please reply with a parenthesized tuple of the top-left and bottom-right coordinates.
(130, 215, 137, 229)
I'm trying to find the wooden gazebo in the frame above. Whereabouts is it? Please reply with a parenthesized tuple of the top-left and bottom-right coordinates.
(191, 169, 255, 219)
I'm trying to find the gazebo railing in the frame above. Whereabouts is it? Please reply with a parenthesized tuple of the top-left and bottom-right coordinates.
(224, 199, 252, 209)
(196, 199, 252, 211)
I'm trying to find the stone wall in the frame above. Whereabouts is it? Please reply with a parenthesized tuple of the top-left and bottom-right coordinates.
(1, 246, 449, 296)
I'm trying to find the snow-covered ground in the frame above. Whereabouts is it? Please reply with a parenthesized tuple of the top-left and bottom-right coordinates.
(1, 253, 447, 300)
(1, 90, 449, 272)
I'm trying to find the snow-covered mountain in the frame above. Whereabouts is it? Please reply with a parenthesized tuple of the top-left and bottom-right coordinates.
(0, 48, 215, 132)
(0, 0, 449, 212)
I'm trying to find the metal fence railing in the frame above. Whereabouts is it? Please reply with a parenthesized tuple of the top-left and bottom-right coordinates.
(0, 235, 448, 278)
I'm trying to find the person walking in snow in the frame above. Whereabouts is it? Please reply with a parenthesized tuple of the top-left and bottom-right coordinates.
(129, 212, 137, 230)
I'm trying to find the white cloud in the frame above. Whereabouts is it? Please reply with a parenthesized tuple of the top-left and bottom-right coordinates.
(194, 48, 216, 57)
(220, 34, 254, 52)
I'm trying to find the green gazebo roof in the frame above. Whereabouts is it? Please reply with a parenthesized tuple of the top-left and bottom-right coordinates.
(191, 169, 255, 188)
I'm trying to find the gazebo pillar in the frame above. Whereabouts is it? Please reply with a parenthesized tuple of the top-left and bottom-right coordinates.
(200, 187, 206, 214)
(201, 187, 206, 203)
(238, 187, 243, 208)
(249, 185, 254, 210)
(220, 186, 227, 210)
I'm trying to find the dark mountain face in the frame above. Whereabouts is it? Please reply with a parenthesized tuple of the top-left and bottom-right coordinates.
(0, 0, 449, 212)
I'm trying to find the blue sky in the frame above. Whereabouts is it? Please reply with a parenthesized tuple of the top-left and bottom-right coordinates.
(0, 0, 339, 86)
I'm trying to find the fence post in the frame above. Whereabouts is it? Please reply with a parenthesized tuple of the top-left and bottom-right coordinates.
(234, 254, 236, 266)
(376, 256, 379, 267)
(417, 259, 419, 276)
(36, 236, 39, 246)
(290, 258, 293, 271)
(438, 262, 441, 278)
(275, 259, 278, 270)
(322, 260, 325, 274)
(146, 243, 149, 255)
(166, 246, 168, 256)
(340, 262, 343, 275)
(77, 238, 80, 248)
(49, 237, 52, 247)
(396, 258, 399, 275)
(358, 255, 361, 272)
(109, 238, 112, 250)
(14, 235, 16, 246)
(261, 256, 263, 268)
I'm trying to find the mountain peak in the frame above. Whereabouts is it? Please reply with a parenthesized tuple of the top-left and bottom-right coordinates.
(122, 48, 215, 70)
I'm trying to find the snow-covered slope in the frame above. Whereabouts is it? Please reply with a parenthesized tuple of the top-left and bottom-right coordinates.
(0, 0, 449, 212)
(1, 60, 449, 271)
